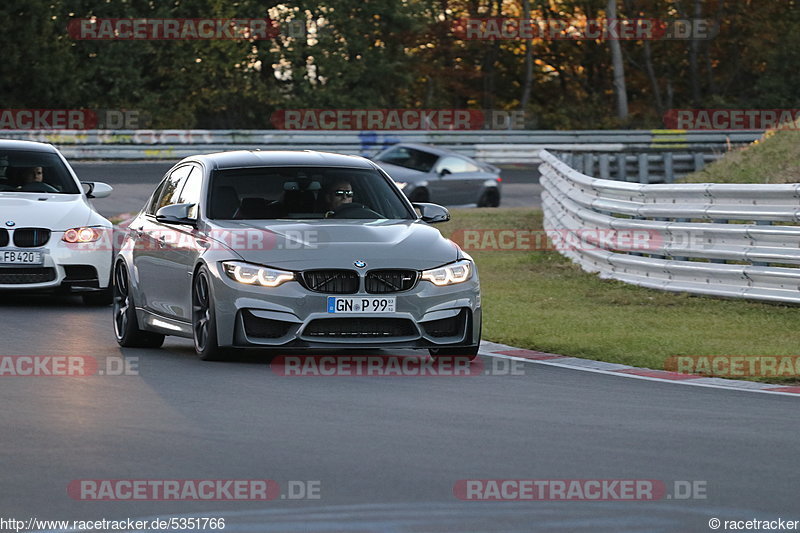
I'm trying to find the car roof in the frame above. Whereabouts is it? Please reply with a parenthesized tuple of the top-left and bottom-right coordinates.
(187, 150, 377, 170)
(387, 143, 462, 158)
(0, 139, 59, 153)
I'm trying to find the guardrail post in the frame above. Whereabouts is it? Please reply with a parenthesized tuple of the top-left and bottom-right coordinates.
(574, 154, 584, 173)
(583, 153, 594, 176)
(599, 154, 610, 179)
(638, 153, 649, 184)
(618, 154, 628, 181)
(693, 153, 705, 172)
(708, 219, 729, 263)
(672, 218, 689, 261)
(664, 153, 674, 183)
(752, 220, 772, 266)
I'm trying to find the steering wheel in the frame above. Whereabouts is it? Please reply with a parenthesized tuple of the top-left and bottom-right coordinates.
(18, 182, 59, 193)
(328, 202, 382, 219)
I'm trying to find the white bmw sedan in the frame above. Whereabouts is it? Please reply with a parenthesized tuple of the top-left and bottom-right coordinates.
(0, 140, 114, 304)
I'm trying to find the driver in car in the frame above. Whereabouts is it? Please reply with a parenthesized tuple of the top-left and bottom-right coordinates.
(16, 166, 58, 192)
(323, 179, 353, 216)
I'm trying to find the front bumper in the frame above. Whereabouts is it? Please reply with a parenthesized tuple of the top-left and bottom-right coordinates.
(0, 235, 112, 291)
(206, 261, 482, 349)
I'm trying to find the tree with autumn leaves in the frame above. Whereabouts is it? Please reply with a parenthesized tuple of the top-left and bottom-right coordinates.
(1, 0, 797, 129)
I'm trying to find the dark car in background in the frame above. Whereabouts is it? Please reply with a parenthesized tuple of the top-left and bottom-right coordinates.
(373, 143, 502, 207)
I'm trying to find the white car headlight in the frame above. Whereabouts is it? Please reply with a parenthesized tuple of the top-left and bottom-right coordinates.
(62, 227, 103, 243)
(421, 259, 472, 286)
(222, 261, 294, 288)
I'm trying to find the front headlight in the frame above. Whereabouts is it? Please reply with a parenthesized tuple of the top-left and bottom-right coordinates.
(222, 261, 295, 288)
(421, 259, 472, 286)
(62, 227, 103, 243)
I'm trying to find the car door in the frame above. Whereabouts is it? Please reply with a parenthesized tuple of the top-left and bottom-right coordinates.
(455, 158, 490, 204)
(131, 164, 193, 318)
(158, 164, 208, 321)
(431, 156, 477, 205)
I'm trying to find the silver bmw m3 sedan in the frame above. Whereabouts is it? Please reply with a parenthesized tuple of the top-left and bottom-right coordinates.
(113, 150, 482, 361)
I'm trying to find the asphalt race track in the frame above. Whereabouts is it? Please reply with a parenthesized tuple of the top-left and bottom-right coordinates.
(1, 161, 796, 532)
(0, 292, 797, 533)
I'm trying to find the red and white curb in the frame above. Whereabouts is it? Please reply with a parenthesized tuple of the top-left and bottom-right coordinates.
(479, 340, 800, 397)
(111, 212, 136, 229)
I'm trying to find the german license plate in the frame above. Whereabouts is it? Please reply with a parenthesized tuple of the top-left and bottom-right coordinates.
(327, 296, 396, 313)
(0, 250, 43, 265)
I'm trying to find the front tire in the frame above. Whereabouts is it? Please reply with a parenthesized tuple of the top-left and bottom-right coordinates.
(192, 266, 226, 361)
(113, 261, 165, 348)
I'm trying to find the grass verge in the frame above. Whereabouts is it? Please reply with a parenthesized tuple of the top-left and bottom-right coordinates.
(681, 129, 800, 183)
(439, 207, 800, 384)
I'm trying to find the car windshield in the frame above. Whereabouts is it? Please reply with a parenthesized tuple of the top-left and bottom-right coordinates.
(0, 150, 80, 194)
(207, 166, 415, 220)
(375, 146, 439, 173)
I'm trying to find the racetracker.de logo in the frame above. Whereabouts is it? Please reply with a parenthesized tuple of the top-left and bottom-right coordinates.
(452, 18, 717, 40)
(665, 355, 800, 378)
(450, 229, 664, 252)
(0, 109, 143, 130)
(70, 228, 319, 252)
(0, 355, 137, 377)
(270, 109, 525, 130)
(271, 355, 485, 377)
(67, 18, 279, 40)
(454, 479, 707, 501)
(663, 109, 800, 130)
(68, 479, 281, 500)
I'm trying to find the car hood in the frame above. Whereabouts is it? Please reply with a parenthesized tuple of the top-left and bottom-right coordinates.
(0, 193, 100, 230)
(372, 162, 428, 180)
(207, 219, 459, 270)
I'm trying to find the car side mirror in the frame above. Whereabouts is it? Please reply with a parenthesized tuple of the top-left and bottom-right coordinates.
(413, 202, 450, 224)
(438, 168, 451, 177)
(156, 203, 197, 226)
(82, 181, 113, 199)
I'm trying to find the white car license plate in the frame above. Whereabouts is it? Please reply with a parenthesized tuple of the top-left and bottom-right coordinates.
(327, 296, 396, 313)
(0, 250, 43, 265)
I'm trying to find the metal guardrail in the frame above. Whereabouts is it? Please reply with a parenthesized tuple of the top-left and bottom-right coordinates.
(539, 149, 800, 304)
(554, 149, 719, 183)
(0, 129, 763, 166)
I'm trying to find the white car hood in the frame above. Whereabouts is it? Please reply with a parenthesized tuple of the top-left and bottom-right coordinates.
(0, 193, 99, 230)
